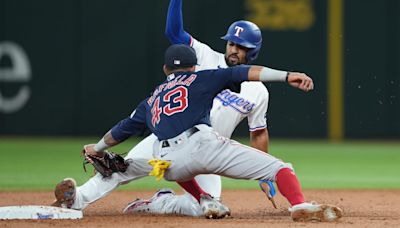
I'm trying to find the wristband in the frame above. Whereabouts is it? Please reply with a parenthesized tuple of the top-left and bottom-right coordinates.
(259, 67, 288, 82)
(94, 138, 109, 152)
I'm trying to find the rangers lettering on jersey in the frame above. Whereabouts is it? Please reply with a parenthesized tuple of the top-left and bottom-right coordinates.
(216, 89, 255, 114)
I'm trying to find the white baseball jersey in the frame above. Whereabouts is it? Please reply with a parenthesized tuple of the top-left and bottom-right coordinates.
(192, 38, 269, 138)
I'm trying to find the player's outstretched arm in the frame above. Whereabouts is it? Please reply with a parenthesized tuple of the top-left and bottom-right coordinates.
(165, 0, 191, 45)
(84, 100, 149, 156)
(248, 66, 314, 92)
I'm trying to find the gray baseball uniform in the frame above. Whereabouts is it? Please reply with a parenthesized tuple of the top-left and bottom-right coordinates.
(69, 39, 270, 215)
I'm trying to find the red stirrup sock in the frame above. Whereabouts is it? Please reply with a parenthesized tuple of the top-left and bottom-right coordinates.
(275, 168, 305, 206)
(177, 179, 209, 203)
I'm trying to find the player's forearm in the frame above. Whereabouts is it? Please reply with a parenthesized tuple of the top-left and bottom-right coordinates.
(102, 130, 120, 147)
(84, 130, 119, 157)
(250, 129, 269, 153)
(93, 130, 119, 150)
(248, 66, 288, 82)
(165, 0, 191, 45)
(248, 66, 314, 92)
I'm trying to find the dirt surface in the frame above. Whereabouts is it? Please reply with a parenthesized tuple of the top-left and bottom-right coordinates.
(1, 189, 399, 227)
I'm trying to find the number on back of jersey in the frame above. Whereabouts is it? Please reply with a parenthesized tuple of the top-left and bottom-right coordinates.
(151, 86, 189, 127)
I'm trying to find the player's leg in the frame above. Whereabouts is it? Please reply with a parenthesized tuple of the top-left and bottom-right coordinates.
(123, 177, 227, 218)
(194, 174, 222, 199)
(196, 132, 342, 221)
(161, 126, 342, 221)
(125, 134, 158, 160)
(124, 128, 233, 217)
(122, 133, 224, 217)
(123, 176, 221, 217)
(190, 134, 305, 204)
(53, 135, 156, 210)
(158, 174, 221, 216)
(161, 174, 222, 215)
(123, 188, 203, 217)
(72, 158, 152, 210)
(160, 128, 287, 182)
(161, 127, 296, 197)
(121, 129, 263, 218)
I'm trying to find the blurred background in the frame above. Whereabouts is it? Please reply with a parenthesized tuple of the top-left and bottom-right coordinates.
(0, 0, 399, 140)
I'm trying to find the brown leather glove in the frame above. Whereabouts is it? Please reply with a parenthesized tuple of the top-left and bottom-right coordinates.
(82, 150, 129, 177)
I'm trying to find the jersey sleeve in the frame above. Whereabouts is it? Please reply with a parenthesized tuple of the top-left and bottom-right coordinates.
(191, 38, 221, 67)
(246, 84, 269, 131)
(165, 0, 192, 45)
(216, 65, 250, 85)
(111, 99, 149, 142)
(200, 66, 250, 97)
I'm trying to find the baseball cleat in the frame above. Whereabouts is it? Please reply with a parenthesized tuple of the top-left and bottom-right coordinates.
(220, 203, 231, 217)
(259, 179, 277, 209)
(289, 202, 343, 222)
(51, 178, 77, 209)
(123, 188, 175, 214)
(123, 198, 152, 214)
(200, 194, 230, 219)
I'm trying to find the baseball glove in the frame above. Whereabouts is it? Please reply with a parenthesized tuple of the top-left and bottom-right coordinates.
(82, 150, 129, 177)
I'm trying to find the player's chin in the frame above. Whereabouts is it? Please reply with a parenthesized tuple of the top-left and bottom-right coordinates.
(227, 57, 240, 66)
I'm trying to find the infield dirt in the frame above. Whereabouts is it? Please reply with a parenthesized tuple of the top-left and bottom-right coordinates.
(1, 189, 399, 227)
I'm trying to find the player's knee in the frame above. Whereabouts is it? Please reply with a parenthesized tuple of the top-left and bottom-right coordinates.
(278, 162, 295, 172)
(283, 162, 295, 172)
(163, 173, 176, 181)
(271, 161, 296, 179)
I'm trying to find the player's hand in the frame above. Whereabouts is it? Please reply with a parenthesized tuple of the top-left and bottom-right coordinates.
(287, 72, 314, 92)
(83, 144, 105, 157)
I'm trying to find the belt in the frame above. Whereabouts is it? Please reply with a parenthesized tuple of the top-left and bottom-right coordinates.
(161, 127, 200, 148)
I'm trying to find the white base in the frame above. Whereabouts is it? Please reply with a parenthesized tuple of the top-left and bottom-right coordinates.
(0, 205, 83, 219)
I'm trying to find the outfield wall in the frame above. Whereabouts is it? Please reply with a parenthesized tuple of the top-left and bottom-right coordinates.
(0, 0, 399, 138)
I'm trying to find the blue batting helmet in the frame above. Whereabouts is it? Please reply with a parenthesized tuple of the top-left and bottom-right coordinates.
(221, 20, 262, 63)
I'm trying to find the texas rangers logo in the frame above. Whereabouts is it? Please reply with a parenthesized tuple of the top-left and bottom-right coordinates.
(234, 26, 244, 37)
(215, 89, 255, 114)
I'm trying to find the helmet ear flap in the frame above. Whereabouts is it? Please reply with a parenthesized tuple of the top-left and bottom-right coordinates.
(246, 43, 262, 63)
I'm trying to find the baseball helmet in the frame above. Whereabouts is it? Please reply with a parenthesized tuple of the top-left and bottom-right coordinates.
(221, 20, 262, 63)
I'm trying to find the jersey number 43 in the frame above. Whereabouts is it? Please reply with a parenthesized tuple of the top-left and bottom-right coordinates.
(151, 86, 188, 127)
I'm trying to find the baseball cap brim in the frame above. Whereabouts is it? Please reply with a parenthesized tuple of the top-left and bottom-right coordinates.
(221, 35, 256, 49)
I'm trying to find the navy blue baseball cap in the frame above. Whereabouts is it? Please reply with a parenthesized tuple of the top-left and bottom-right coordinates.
(164, 44, 197, 68)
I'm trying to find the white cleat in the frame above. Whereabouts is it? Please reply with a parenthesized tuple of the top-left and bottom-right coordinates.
(123, 188, 175, 214)
(200, 194, 230, 219)
(289, 202, 343, 222)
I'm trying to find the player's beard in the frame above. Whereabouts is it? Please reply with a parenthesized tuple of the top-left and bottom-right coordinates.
(225, 54, 241, 67)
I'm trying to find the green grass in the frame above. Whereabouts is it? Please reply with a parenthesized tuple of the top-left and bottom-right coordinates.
(0, 137, 399, 191)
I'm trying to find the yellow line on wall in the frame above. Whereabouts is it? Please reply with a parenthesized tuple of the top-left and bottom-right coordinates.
(328, 0, 344, 141)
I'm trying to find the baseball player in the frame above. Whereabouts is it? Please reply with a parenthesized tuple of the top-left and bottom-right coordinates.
(50, 0, 303, 218)
(50, 38, 293, 217)
(83, 44, 342, 222)
(122, 0, 275, 216)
